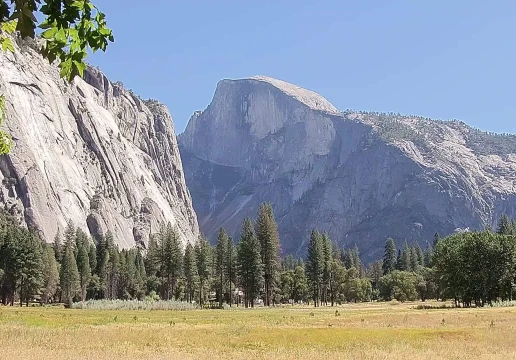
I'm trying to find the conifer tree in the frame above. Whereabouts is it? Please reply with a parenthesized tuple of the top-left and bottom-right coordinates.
(53, 230, 63, 264)
(88, 244, 97, 276)
(409, 246, 419, 271)
(215, 227, 229, 307)
(237, 218, 263, 308)
(60, 243, 80, 307)
(41, 245, 59, 304)
(196, 234, 212, 307)
(433, 232, 441, 247)
(497, 214, 514, 235)
(18, 230, 44, 306)
(76, 244, 91, 301)
(382, 238, 397, 275)
(306, 230, 324, 307)
(396, 243, 410, 271)
(183, 242, 198, 303)
(256, 203, 280, 306)
(226, 237, 237, 306)
(321, 233, 332, 305)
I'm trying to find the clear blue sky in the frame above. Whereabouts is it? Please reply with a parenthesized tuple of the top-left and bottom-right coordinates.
(89, 0, 516, 134)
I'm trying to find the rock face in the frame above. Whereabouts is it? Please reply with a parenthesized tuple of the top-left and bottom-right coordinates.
(0, 37, 198, 248)
(179, 76, 516, 261)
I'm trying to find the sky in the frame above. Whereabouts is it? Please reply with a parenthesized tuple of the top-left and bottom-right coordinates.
(88, 0, 516, 134)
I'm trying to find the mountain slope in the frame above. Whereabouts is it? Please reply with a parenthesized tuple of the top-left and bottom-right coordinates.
(0, 37, 199, 247)
(179, 76, 516, 260)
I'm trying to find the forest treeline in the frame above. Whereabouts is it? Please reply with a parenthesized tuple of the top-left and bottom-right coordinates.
(1, 204, 516, 308)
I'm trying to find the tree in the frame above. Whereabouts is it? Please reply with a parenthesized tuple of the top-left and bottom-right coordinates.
(76, 244, 91, 301)
(183, 243, 198, 303)
(433, 232, 441, 247)
(497, 214, 514, 235)
(321, 233, 332, 305)
(52, 230, 63, 263)
(378, 270, 418, 302)
(256, 203, 280, 306)
(195, 234, 212, 307)
(215, 228, 229, 307)
(237, 218, 262, 308)
(60, 243, 80, 307)
(225, 237, 237, 306)
(382, 238, 397, 275)
(306, 230, 324, 307)
(41, 245, 59, 303)
(17, 230, 44, 306)
(157, 224, 183, 300)
(0, 0, 114, 154)
(396, 243, 410, 271)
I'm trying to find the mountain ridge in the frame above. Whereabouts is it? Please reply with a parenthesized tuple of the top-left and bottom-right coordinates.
(179, 75, 516, 260)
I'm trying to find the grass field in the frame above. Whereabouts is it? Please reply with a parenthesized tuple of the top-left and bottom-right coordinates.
(1, 301, 515, 359)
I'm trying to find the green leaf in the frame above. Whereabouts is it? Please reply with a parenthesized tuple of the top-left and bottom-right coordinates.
(1, 20, 17, 34)
(41, 27, 58, 39)
(0, 38, 15, 53)
(73, 60, 86, 77)
(59, 58, 73, 80)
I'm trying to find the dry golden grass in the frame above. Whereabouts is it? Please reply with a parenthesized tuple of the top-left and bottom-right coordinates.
(1, 301, 515, 359)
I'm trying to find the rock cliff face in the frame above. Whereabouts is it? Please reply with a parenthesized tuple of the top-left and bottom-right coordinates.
(179, 76, 516, 261)
(0, 37, 198, 248)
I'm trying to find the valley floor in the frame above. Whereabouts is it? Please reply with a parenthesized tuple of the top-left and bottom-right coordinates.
(0, 301, 514, 359)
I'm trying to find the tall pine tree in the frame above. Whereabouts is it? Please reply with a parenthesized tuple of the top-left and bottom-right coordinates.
(306, 230, 324, 307)
(256, 203, 280, 306)
(215, 228, 229, 307)
(60, 243, 80, 307)
(382, 238, 397, 275)
(237, 218, 262, 308)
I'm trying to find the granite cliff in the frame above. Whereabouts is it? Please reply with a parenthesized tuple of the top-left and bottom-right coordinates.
(0, 37, 199, 248)
(179, 76, 516, 260)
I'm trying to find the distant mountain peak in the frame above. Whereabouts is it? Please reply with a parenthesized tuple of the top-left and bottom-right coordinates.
(220, 75, 338, 114)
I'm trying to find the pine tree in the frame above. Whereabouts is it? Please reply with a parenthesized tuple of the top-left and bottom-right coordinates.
(88, 244, 97, 276)
(351, 245, 363, 275)
(158, 223, 183, 300)
(497, 214, 514, 235)
(76, 244, 91, 301)
(409, 247, 419, 271)
(226, 237, 237, 306)
(63, 219, 76, 250)
(433, 232, 441, 247)
(60, 243, 80, 307)
(382, 238, 397, 275)
(105, 232, 120, 299)
(53, 230, 63, 264)
(18, 230, 44, 306)
(183, 242, 198, 303)
(321, 233, 332, 305)
(256, 203, 280, 306)
(306, 230, 324, 307)
(237, 218, 263, 308)
(215, 228, 229, 307)
(196, 234, 212, 307)
(396, 243, 410, 271)
(41, 245, 59, 304)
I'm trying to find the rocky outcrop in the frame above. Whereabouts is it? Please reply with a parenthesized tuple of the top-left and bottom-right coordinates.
(0, 37, 198, 248)
(179, 76, 516, 261)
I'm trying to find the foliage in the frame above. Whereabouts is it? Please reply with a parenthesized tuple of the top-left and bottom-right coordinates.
(71, 299, 198, 311)
(0, 0, 113, 155)
(237, 218, 262, 308)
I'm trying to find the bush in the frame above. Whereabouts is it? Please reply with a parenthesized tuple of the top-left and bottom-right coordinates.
(71, 299, 198, 311)
(379, 271, 418, 302)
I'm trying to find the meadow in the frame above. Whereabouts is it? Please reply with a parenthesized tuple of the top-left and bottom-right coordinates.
(1, 301, 515, 359)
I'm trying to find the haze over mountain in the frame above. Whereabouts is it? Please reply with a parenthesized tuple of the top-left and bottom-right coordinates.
(179, 76, 516, 260)
(0, 37, 199, 248)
